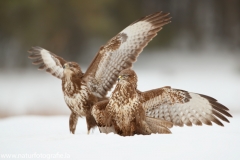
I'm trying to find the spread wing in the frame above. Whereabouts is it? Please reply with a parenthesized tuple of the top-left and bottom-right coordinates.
(139, 87, 232, 127)
(28, 46, 67, 79)
(83, 11, 171, 98)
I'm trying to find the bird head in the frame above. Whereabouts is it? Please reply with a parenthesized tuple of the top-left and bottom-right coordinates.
(117, 69, 138, 85)
(63, 62, 82, 77)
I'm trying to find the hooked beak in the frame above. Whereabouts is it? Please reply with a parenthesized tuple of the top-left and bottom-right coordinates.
(117, 75, 122, 81)
(63, 64, 69, 69)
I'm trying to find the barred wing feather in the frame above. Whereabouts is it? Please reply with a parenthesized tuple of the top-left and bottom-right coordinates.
(84, 12, 171, 98)
(28, 46, 67, 79)
(140, 87, 232, 127)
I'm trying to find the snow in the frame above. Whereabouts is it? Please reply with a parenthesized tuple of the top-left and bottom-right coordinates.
(0, 115, 239, 160)
(0, 49, 240, 159)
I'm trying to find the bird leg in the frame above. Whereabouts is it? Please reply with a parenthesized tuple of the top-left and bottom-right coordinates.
(69, 112, 78, 134)
(129, 121, 136, 136)
(86, 114, 97, 135)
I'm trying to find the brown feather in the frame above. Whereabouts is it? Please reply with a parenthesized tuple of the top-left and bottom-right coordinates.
(199, 94, 217, 101)
(193, 119, 202, 126)
(69, 112, 78, 134)
(147, 122, 172, 134)
(212, 110, 230, 123)
(211, 101, 229, 111)
(32, 58, 43, 65)
(38, 64, 46, 70)
(212, 106, 232, 117)
(28, 53, 41, 59)
(199, 116, 212, 126)
(208, 114, 224, 126)
(145, 117, 173, 128)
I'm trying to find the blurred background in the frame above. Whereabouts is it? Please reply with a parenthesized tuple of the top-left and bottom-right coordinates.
(0, 0, 239, 118)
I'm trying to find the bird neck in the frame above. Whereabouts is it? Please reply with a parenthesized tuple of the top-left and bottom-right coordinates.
(112, 82, 137, 100)
(62, 72, 83, 97)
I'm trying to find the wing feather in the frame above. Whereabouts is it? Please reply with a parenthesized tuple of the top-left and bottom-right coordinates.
(28, 46, 67, 79)
(140, 87, 232, 127)
(91, 100, 110, 127)
(84, 12, 171, 98)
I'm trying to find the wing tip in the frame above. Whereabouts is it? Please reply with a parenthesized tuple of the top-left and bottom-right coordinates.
(146, 11, 172, 26)
(199, 93, 232, 117)
(28, 46, 43, 53)
(28, 46, 45, 60)
(129, 11, 172, 27)
(200, 94, 232, 126)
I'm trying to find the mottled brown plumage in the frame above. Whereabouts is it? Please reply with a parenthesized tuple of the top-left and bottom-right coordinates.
(141, 87, 232, 127)
(92, 69, 173, 136)
(92, 69, 232, 136)
(28, 11, 171, 134)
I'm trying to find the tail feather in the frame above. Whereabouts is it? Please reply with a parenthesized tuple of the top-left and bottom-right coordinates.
(146, 117, 173, 128)
(138, 121, 153, 135)
(145, 117, 172, 134)
(148, 123, 172, 134)
(149, 125, 172, 134)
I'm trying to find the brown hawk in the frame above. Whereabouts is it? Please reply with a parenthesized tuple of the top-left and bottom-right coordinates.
(92, 69, 232, 136)
(28, 11, 171, 134)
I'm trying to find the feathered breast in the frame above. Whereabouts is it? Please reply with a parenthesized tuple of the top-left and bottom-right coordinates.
(107, 83, 140, 127)
(62, 78, 90, 116)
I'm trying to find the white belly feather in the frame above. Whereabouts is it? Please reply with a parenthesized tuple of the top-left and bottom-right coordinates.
(64, 85, 89, 116)
(112, 96, 139, 127)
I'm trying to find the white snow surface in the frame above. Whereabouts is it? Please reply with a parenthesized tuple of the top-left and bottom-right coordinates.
(0, 115, 239, 160)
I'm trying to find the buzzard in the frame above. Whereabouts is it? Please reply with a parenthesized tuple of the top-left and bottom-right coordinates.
(92, 69, 232, 136)
(28, 11, 171, 134)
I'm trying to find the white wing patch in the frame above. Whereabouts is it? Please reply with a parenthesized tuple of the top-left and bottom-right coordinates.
(28, 46, 65, 79)
(40, 49, 64, 78)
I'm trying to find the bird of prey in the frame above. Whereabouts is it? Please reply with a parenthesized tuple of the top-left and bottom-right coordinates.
(28, 11, 171, 134)
(92, 69, 232, 136)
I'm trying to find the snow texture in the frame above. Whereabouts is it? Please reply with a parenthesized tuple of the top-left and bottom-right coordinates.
(0, 115, 239, 160)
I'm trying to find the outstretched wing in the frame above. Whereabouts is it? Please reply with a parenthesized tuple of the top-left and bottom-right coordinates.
(84, 12, 171, 98)
(28, 46, 67, 79)
(139, 86, 232, 127)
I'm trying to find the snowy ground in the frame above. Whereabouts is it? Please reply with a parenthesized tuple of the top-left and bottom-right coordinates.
(0, 49, 240, 159)
(0, 115, 239, 160)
